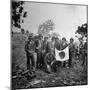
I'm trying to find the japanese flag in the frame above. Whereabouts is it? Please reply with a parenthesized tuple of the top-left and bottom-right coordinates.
(55, 46, 69, 61)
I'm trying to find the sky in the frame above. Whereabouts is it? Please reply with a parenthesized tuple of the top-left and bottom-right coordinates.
(21, 2, 87, 40)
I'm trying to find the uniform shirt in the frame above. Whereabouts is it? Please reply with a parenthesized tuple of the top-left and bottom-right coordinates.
(83, 42, 87, 54)
(42, 40, 48, 53)
(35, 39, 43, 53)
(25, 40, 36, 53)
(55, 39, 61, 50)
(47, 41, 55, 54)
(69, 42, 75, 53)
(60, 42, 68, 50)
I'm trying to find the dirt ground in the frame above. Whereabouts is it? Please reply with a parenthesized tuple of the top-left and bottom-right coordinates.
(11, 33, 87, 90)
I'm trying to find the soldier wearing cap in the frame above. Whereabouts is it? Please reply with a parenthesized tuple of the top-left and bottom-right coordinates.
(35, 34, 43, 69)
(61, 37, 68, 50)
(42, 37, 49, 69)
(55, 37, 61, 50)
(43, 37, 48, 54)
(69, 38, 75, 67)
(79, 38, 84, 65)
(47, 36, 56, 55)
(83, 39, 87, 65)
(80, 38, 87, 66)
(25, 33, 37, 72)
(44, 36, 56, 72)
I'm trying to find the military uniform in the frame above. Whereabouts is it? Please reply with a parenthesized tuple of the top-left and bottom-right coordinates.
(43, 37, 48, 54)
(44, 37, 56, 72)
(35, 38, 43, 69)
(55, 38, 61, 50)
(79, 41, 85, 65)
(69, 42, 75, 67)
(82, 42, 87, 65)
(47, 40, 55, 55)
(42, 37, 49, 70)
(25, 38, 37, 72)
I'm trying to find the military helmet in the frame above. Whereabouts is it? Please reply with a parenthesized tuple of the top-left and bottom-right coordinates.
(62, 37, 66, 41)
(28, 33, 33, 40)
(70, 37, 74, 41)
(38, 34, 43, 38)
(44, 36, 48, 40)
(52, 36, 55, 41)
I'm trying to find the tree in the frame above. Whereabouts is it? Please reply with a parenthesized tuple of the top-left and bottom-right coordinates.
(75, 23, 87, 43)
(51, 32, 60, 38)
(75, 23, 87, 38)
(11, 0, 27, 29)
(38, 19, 55, 37)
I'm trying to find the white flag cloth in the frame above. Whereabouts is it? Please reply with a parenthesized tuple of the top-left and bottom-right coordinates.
(55, 46, 69, 61)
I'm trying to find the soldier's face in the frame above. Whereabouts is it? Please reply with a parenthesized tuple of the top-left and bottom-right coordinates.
(62, 39, 66, 43)
(45, 38, 48, 41)
(55, 38, 59, 42)
(51, 39, 54, 42)
(70, 39, 74, 43)
(29, 38, 33, 41)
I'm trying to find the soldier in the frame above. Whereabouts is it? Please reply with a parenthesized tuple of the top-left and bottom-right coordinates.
(69, 38, 75, 67)
(61, 37, 68, 67)
(61, 37, 68, 50)
(82, 39, 87, 65)
(79, 38, 85, 65)
(43, 37, 48, 54)
(25, 34, 37, 73)
(47, 36, 56, 55)
(35, 34, 43, 69)
(55, 37, 61, 50)
(44, 37, 56, 72)
(42, 37, 49, 70)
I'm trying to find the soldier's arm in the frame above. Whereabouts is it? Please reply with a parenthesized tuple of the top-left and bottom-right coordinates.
(42, 41, 47, 53)
(25, 41, 28, 52)
(62, 43, 69, 50)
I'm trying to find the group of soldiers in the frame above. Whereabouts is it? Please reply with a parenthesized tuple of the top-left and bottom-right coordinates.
(25, 33, 87, 73)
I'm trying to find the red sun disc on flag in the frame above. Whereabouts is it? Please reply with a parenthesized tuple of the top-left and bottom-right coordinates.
(59, 51, 65, 59)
